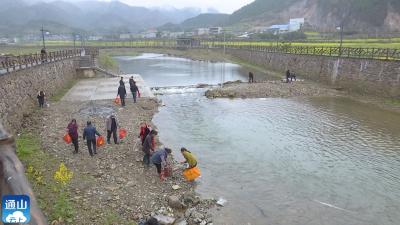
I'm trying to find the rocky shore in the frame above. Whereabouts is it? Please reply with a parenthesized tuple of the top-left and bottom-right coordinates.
(25, 97, 215, 225)
(205, 80, 340, 99)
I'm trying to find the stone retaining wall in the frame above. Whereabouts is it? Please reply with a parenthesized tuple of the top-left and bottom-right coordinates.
(0, 59, 77, 133)
(226, 49, 400, 98)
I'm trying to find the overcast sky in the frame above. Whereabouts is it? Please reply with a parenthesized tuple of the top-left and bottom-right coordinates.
(116, 0, 254, 13)
(34, 0, 255, 13)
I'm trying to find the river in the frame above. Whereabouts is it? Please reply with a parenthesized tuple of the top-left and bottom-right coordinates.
(116, 54, 400, 225)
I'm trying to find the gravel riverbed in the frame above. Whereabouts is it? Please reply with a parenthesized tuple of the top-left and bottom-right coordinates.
(26, 97, 215, 225)
(205, 80, 340, 99)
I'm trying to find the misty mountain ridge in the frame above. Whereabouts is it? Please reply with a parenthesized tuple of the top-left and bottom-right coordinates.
(0, 0, 205, 35)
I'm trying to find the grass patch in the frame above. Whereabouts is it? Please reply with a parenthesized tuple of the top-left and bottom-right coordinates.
(385, 98, 400, 106)
(100, 49, 140, 57)
(98, 52, 119, 72)
(103, 210, 137, 225)
(16, 132, 76, 223)
(50, 79, 80, 102)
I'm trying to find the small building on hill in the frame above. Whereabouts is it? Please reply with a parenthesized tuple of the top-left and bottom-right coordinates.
(289, 18, 305, 32)
(209, 27, 223, 35)
(267, 24, 290, 34)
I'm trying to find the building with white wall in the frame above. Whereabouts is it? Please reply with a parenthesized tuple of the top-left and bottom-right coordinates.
(209, 27, 223, 35)
(289, 18, 305, 32)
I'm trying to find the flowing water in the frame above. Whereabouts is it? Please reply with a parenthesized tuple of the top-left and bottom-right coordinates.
(116, 54, 400, 225)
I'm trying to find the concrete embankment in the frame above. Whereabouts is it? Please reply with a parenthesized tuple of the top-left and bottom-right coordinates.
(0, 59, 77, 133)
(225, 48, 400, 98)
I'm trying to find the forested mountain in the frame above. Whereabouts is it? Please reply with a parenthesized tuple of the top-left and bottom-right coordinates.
(0, 0, 201, 35)
(159, 14, 230, 31)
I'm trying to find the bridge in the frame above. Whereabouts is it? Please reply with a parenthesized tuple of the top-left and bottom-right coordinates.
(1, 39, 400, 74)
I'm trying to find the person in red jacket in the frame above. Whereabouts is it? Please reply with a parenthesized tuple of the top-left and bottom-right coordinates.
(139, 122, 152, 145)
(67, 119, 79, 154)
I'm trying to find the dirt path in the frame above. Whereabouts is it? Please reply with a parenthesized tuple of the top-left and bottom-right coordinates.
(32, 97, 213, 224)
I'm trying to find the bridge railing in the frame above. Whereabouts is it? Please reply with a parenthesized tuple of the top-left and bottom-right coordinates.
(219, 45, 400, 60)
(0, 49, 82, 74)
(79, 39, 400, 61)
(0, 124, 47, 225)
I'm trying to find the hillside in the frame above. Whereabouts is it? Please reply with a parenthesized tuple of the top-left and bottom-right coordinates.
(159, 14, 229, 31)
(0, 0, 201, 35)
(228, 0, 400, 32)
(169, 0, 400, 32)
(181, 14, 230, 29)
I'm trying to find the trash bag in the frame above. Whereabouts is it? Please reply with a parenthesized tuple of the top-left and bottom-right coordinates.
(96, 136, 105, 147)
(183, 167, 201, 181)
(114, 96, 121, 105)
(63, 133, 72, 144)
(119, 128, 127, 139)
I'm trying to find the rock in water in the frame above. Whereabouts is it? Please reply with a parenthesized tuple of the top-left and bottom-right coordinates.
(153, 215, 175, 225)
(216, 197, 227, 206)
(183, 192, 199, 205)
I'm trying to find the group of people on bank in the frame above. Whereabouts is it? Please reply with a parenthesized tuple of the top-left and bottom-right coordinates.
(138, 122, 197, 178)
(117, 76, 140, 106)
(65, 77, 198, 181)
(66, 119, 198, 180)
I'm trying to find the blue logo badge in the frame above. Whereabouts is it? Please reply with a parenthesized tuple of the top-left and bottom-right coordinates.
(2, 195, 30, 224)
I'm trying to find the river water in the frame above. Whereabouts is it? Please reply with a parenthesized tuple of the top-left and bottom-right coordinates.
(116, 54, 400, 225)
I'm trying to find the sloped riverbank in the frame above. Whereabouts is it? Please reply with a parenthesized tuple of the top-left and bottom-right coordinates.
(21, 97, 215, 225)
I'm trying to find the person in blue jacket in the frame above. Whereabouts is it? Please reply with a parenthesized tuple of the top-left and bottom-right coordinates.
(151, 147, 172, 175)
(83, 121, 101, 156)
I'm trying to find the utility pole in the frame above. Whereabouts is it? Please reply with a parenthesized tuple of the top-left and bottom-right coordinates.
(40, 25, 46, 49)
(222, 29, 226, 88)
(339, 22, 344, 56)
(73, 33, 76, 50)
(223, 29, 226, 55)
(276, 33, 279, 47)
